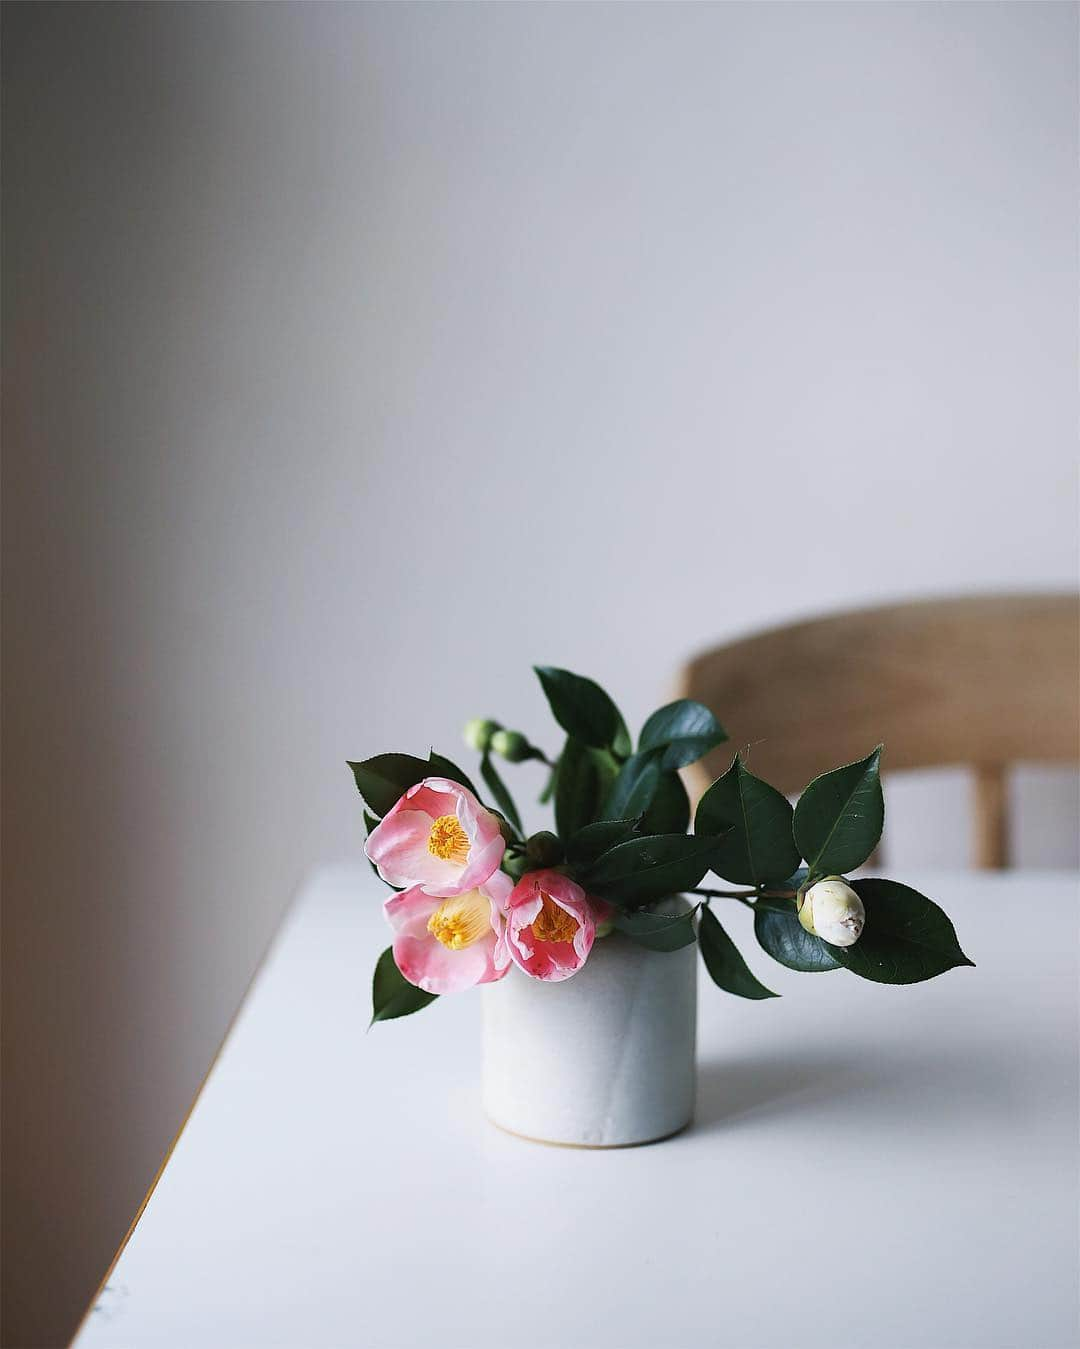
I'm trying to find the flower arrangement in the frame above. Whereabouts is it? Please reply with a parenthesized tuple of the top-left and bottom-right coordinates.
(349, 667, 972, 1023)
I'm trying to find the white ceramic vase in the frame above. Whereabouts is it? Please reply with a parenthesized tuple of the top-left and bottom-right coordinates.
(481, 912, 697, 1148)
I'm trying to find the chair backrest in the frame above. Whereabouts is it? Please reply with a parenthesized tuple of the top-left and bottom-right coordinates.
(681, 593, 1080, 868)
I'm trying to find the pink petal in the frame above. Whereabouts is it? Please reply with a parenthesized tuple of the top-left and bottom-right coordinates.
(365, 776, 505, 895)
(504, 870, 596, 982)
(366, 810, 437, 889)
(404, 780, 460, 819)
(383, 885, 441, 936)
(384, 883, 508, 994)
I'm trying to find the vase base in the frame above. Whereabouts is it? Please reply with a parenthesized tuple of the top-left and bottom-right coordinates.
(484, 1114, 693, 1150)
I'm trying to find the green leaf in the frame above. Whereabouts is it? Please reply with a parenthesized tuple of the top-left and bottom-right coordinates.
(538, 757, 558, 804)
(480, 752, 523, 836)
(601, 751, 662, 821)
(612, 712, 633, 760)
(785, 866, 810, 892)
(834, 879, 975, 984)
(592, 750, 620, 813)
(347, 752, 480, 818)
(641, 770, 691, 834)
(696, 754, 801, 886)
(554, 737, 617, 837)
(348, 754, 434, 817)
(534, 666, 620, 749)
(698, 907, 778, 999)
(614, 906, 698, 952)
(565, 818, 641, 869)
(638, 699, 728, 770)
(584, 832, 728, 908)
(793, 746, 884, 878)
(426, 750, 480, 798)
(371, 947, 439, 1024)
(555, 737, 596, 837)
(753, 897, 841, 972)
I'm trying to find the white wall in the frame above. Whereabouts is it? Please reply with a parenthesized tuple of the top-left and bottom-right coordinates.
(3, 4, 1076, 1344)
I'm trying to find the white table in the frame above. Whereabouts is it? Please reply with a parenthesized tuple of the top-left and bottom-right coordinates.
(75, 868, 1080, 1349)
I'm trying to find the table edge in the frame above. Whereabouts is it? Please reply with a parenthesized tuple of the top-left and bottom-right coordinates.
(68, 882, 304, 1348)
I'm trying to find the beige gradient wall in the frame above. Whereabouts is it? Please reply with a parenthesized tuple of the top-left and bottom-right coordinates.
(3, 4, 1077, 1345)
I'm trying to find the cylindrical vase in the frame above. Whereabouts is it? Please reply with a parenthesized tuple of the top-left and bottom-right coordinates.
(481, 918, 697, 1147)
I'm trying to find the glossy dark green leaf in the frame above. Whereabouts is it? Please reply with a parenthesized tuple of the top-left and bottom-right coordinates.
(793, 747, 884, 878)
(555, 736, 596, 837)
(348, 752, 479, 818)
(784, 866, 810, 892)
(348, 754, 433, 817)
(554, 737, 617, 838)
(480, 752, 523, 836)
(584, 832, 728, 908)
(696, 754, 801, 886)
(427, 750, 480, 798)
(534, 666, 620, 749)
(698, 907, 778, 999)
(612, 712, 633, 760)
(565, 818, 641, 869)
(601, 751, 662, 821)
(753, 897, 841, 972)
(834, 879, 975, 984)
(614, 905, 698, 952)
(371, 947, 438, 1024)
(638, 699, 728, 770)
(641, 770, 691, 834)
(592, 750, 620, 813)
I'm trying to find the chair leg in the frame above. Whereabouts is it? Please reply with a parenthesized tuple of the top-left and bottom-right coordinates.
(973, 765, 1008, 869)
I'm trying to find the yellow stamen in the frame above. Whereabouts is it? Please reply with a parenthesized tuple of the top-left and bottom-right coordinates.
(427, 891, 491, 950)
(532, 894, 578, 945)
(427, 814, 470, 864)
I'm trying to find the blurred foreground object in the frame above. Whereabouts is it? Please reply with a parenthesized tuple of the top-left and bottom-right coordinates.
(683, 594, 1079, 869)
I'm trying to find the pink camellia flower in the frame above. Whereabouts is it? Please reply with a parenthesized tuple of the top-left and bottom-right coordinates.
(385, 871, 512, 994)
(366, 777, 505, 896)
(504, 869, 604, 982)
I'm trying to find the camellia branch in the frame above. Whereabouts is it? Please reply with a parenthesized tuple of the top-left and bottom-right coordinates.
(689, 886, 798, 904)
(689, 888, 756, 909)
(356, 666, 972, 1028)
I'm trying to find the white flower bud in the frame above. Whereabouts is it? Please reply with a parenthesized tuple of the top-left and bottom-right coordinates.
(797, 877, 865, 947)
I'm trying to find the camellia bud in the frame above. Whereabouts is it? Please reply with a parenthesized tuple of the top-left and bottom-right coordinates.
(490, 729, 531, 763)
(798, 877, 865, 947)
(525, 830, 563, 868)
(463, 718, 501, 753)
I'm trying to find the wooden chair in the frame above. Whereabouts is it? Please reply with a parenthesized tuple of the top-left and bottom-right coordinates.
(680, 594, 1079, 869)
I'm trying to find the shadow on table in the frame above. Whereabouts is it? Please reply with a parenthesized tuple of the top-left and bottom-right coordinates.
(694, 1043, 1025, 1134)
